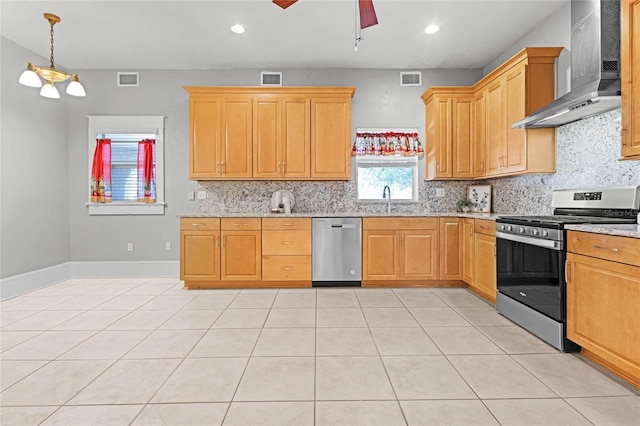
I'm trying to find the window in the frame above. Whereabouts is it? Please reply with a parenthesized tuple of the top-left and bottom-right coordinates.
(356, 156, 418, 201)
(87, 116, 165, 215)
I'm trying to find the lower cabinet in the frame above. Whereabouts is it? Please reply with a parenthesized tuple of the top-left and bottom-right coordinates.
(262, 218, 311, 283)
(220, 218, 261, 281)
(439, 218, 462, 280)
(566, 231, 640, 387)
(362, 218, 439, 284)
(180, 217, 262, 287)
(463, 219, 497, 303)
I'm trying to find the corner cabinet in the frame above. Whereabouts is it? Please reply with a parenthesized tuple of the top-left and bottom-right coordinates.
(422, 47, 562, 180)
(185, 86, 356, 180)
(621, 0, 640, 159)
(422, 88, 474, 180)
(566, 231, 640, 387)
(480, 55, 559, 177)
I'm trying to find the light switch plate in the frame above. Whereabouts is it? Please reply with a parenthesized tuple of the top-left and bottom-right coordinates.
(197, 191, 207, 200)
(188, 191, 195, 201)
(436, 188, 445, 197)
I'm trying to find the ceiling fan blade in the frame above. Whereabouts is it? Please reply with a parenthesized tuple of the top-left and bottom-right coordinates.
(273, 0, 298, 9)
(359, 0, 378, 29)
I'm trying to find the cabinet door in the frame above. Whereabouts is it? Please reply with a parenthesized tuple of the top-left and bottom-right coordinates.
(362, 230, 398, 280)
(504, 65, 527, 173)
(566, 253, 640, 387)
(310, 97, 351, 179)
(621, 0, 640, 159)
(434, 97, 452, 178)
(180, 230, 220, 281)
(474, 91, 486, 177)
(190, 97, 222, 178)
(439, 218, 462, 280)
(425, 96, 446, 180)
(474, 233, 496, 303)
(485, 79, 505, 176)
(253, 97, 281, 178)
(462, 219, 475, 284)
(220, 231, 261, 280)
(452, 97, 474, 178)
(400, 230, 439, 280)
(282, 97, 311, 178)
(221, 97, 252, 178)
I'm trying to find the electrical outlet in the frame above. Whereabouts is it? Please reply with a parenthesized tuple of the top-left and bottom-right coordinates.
(436, 188, 446, 197)
(197, 191, 207, 200)
(127, 242, 134, 252)
(165, 242, 171, 251)
(188, 191, 195, 201)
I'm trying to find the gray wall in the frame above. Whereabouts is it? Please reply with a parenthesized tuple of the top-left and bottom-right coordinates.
(66, 68, 481, 262)
(1, 37, 71, 278)
(483, 0, 571, 97)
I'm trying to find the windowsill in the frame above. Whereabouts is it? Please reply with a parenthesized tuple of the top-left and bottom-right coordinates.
(357, 199, 420, 204)
(86, 202, 166, 215)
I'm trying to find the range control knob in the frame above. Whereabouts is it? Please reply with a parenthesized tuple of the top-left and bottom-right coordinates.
(507, 226, 513, 232)
(519, 227, 525, 233)
(542, 230, 549, 237)
(532, 229, 539, 236)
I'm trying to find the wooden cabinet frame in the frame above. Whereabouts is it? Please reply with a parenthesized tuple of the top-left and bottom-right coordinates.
(185, 86, 355, 181)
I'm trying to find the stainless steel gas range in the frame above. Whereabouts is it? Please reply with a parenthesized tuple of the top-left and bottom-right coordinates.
(495, 186, 640, 352)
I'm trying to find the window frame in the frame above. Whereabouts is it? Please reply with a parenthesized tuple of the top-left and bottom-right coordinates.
(355, 155, 419, 202)
(86, 115, 166, 215)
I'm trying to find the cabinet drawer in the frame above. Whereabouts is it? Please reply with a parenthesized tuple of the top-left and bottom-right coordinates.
(363, 217, 438, 230)
(474, 219, 495, 235)
(262, 230, 312, 255)
(262, 255, 312, 281)
(262, 218, 311, 230)
(221, 218, 261, 231)
(180, 217, 220, 231)
(568, 231, 640, 267)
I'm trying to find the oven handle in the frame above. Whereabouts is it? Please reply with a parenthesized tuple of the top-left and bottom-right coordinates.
(495, 231, 563, 250)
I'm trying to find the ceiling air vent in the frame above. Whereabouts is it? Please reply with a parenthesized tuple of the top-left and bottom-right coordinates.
(117, 72, 139, 87)
(400, 71, 422, 87)
(261, 71, 282, 86)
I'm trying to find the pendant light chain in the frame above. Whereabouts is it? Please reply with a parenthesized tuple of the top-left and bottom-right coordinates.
(49, 20, 55, 69)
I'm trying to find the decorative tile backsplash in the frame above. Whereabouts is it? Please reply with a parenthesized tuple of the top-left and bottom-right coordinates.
(198, 109, 639, 215)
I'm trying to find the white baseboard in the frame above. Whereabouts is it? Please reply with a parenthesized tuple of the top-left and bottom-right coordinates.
(0, 262, 73, 300)
(0, 261, 179, 301)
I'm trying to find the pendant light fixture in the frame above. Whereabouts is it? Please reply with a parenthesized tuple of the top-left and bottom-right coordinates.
(18, 13, 86, 98)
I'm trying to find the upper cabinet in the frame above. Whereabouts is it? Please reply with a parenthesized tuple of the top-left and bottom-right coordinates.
(621, 0, 640, 159)
(422, 88, 474, 179)
(188, 95, 252, 179)
(422, 47, 562, 180)
(185, 86, 356, 180)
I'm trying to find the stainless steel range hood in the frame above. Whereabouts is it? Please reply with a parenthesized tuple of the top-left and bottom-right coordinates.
(512, 0, 621, 129)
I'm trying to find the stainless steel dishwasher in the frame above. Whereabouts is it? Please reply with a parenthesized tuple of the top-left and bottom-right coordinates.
(312, 217, 362, 287)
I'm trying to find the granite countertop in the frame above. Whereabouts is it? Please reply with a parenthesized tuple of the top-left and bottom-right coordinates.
(179, 211, 507, 220)
(565, 224, 640, 239)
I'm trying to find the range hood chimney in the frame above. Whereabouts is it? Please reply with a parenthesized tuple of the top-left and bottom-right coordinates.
(512, 0, 621, 129)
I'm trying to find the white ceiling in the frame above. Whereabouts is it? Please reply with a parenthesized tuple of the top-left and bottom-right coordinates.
(1, 0, 568, 71)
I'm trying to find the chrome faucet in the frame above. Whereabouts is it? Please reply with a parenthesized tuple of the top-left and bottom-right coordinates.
(382, 185, 391, 213)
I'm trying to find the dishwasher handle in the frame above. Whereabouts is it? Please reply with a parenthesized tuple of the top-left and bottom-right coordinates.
(331, 224, 356, 229)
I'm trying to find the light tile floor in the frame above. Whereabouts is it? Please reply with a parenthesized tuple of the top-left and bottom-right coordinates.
(1, 278, 639, 426)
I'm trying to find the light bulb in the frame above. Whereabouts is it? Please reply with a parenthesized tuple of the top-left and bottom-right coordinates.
(40, 82, 60, 99)
(230, 24, 247, 34)
(19, 69, 42, 88)
(66, 75, 86, 97)
(425, 24, 440, 34)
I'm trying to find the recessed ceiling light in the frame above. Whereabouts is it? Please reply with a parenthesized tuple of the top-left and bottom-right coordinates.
(230, 24, 247, 34)
(425, 24, 440, 34)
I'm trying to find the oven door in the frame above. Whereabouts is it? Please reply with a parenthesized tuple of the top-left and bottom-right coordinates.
(496, 231, 565, 322)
